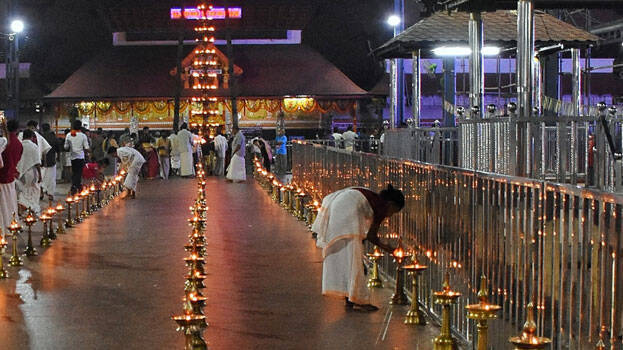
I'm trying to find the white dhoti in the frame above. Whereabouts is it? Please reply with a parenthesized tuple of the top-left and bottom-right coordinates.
(124, 165, 143, 192)
(17, 169, 41, 214)
(41, 166, 57, 197)
(226, 154, 246, 182)
(214, 156, 225, 176)
(159, 155, 170, 180)
(180, 152, 194, 176)
(171, 155, 181, 170)
(312, 188, 373, 304)
(0, 181, 18, 231)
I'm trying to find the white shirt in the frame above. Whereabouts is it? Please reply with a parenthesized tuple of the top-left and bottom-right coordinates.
(117, 146, 146, 169)
(64, 132, 90, 160)
(19, 131, 51, 161)
(342, 130, 358, 148)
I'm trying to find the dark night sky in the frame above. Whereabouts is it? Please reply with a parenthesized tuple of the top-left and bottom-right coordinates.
(8, 0, 419, 92)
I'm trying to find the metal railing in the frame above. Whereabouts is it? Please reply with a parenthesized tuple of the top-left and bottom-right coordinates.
(383, 127, 459, 166)
(292, 141, 623, 349)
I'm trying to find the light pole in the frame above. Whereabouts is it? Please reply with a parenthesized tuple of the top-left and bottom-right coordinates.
(7, 19, 24, 121)
(387, 3, 404, 129)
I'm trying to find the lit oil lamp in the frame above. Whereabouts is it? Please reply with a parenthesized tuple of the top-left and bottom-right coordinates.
(509, 302, 551, 349)
(171, 314, 208, 350)
(184, 269, 207, 295)
(81, 189, 91, 216)
(402, 258, 428, 325)
(39, 213, 52, 248)
(433, 272, 462, 350)
(390, 242, 411, 305)
(73, 195, 82, 223)
(366, 246, 384, 288)
(184, 243, 206, 258)
(0, 230, 8, 278)
(55, 203, 66, 235)
(7, 213, 23, 266)
(271, 179, 281, 202)
(23, 209, 38, 256)
(184, 254, 206, 275)
(294, 190, 308, 221)
(100, 182, 108, 206)
(183, 290, 208, 316)
(65, 195, 75, 227)
(90, 183, 100, 210)
(188, 215, 206, 232)
(466, 275, 501, 350)
(45, 205, 58, 240)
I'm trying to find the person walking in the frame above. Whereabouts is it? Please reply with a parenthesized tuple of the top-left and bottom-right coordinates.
(213, 128, 228, 176)
(64, 120, 90, 194)
(40, 123, 60, 200)
(312, 184, 405, 311)
(177, 123, 195, 177)
(16, 129, 42, 214)
(155, 132, 171, 180)
(274, 129, 287, 175)
(226, 125, 246, 182)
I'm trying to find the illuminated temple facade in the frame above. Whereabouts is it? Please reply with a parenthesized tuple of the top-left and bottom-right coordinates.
(45, 2, 368, 132)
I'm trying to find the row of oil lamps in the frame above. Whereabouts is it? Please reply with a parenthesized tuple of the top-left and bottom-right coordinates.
(172, 163, 210, 350)
(0, 171, 128, 278)
(253, 161, 553, 350)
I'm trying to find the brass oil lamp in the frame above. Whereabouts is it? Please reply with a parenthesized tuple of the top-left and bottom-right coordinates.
(402, 256, 428, 325)
(81, 189, 91, 217)
(184, 253, 206, 276)
(0, 230, 8, 278)
(73, 194, 82, 223)
(433, 272, 461, 350)
(45, 205, 57, 240)
(172, 314, 208, 350)
(390, 242, 410, 305)
(295, 190, 308, 221)
(509, 303, 551, 349)
(65, 195, 75, 227)
(7, 214, 23, 266)
(183, 290, 207, 317)
(189, 229, 206, 246)
(466, 276, 501, 350)
(266, 174, 275, 193)
(89, 183, 98, 211)
(366, 246, 384, 288)
(188, 214, 206, 233)
(185, 269, 207, 295)
(271, 179, 281, 202)
(23, 209, 38, 256)
(55, 203, 66, 235)
(39, 213, 52, 248)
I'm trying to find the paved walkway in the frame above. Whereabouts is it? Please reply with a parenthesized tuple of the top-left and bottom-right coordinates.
(0, 178, 438, 349)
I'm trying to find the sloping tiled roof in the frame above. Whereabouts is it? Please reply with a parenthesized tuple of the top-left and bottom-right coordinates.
(376, 10, 600, 58)
(45, 45, 367, 100)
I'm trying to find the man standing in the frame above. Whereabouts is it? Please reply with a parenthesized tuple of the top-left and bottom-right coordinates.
(40, 123, 60, 200)
(107, 146, 146, 199)
(0, 119, 23, 231)
(168, 130, 181, 176)
(213, 128, 228, 176)
(91, 127, 105, 161)
(342, 125, 358, 151)
(64, 120, 90, 194)
(274, 129, 287, 175)
(19, 120, 52, 162)
(177, 123, 195, 177)
(155, 132, 170, 180)
(16, 130, 42, 214)
(226, 125, 246, 182)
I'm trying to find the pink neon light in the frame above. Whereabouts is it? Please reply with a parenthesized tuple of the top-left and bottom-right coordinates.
(170, 7, 242, 20)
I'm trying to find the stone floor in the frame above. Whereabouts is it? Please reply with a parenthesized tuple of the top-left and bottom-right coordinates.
(0, 177, 439, 349)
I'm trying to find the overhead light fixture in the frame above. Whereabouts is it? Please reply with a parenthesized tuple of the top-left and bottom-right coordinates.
(432, 46, 501, 57)
(387, 15, 401, 27)
(10, 19, 24, 33)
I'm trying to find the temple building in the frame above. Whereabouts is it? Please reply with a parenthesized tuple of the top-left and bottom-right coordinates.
(45, 1, 368, 132)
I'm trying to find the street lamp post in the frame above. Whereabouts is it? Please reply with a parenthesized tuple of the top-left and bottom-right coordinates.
(7, 19, 24, 121)
(387, 2, 404, 129)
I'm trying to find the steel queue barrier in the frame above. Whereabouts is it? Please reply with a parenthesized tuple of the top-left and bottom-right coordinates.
(292, 141, 623, 349)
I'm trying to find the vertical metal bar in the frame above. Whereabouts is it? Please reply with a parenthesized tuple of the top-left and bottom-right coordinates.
(570, 48, 582, 185)
(390, 59, 398, 129)
(412, 50, 421, 127)
(516, 0, 535, 177)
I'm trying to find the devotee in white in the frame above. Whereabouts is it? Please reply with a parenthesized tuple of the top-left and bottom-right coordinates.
(177, 123, 195, 177)
(226, 125, 246, 182)
(109, 146, 145, 198)
(19, 120, 51, 164)
(342, 126, 358, 151)
(312, 185, 404, 311)
(213, 130, 228, 176)
(168, 131, 181, 176)
(16, 130, 42, 214)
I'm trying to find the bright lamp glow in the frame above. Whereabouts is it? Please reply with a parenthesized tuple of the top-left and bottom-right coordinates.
(387, 15, 401, 27)
(481, 46, 501, 56)
(10, 19, 24, 33)
(432, 46, 471, 56)
(432, 46, 501, 57)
